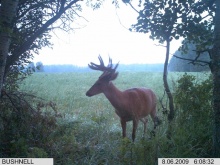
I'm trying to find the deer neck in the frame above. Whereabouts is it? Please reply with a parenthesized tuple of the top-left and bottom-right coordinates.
(103, 82, 123, 109)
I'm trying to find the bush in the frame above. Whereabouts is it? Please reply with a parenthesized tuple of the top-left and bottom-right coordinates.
(0, 91, 58, 158)
(0, 91, 92, 164)
(173, 73, 213, 157)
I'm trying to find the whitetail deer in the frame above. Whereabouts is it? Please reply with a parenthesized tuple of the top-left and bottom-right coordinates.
(86, 55, 159, 141)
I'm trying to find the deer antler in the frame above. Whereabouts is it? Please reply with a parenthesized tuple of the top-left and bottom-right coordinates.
(88, 55, 119, 73)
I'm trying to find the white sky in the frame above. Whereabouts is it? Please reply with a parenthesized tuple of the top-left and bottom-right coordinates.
(34, 1, 182, 66)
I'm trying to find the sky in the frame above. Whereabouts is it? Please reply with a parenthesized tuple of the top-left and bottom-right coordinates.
(34, 1, 182, 67)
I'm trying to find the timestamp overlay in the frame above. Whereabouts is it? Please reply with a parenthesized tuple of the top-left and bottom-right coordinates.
(158, 158, 220, 165)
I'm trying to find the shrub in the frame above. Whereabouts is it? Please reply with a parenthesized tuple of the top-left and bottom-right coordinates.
(0, 91, 58, 158)
(173, 73, 213, 157)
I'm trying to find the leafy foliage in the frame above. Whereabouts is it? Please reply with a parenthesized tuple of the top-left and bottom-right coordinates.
(0, 91, 59, 157)
(1, 0, 83, 90)
(131, 0, 214, 48)
(173, 73, 213, 157)
(36, 62, 44, 72)
(0, 91, 88, 163)
(131, 0, 216, 144)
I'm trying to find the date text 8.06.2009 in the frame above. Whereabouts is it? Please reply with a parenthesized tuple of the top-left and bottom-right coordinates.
(158, 158, 219, 165)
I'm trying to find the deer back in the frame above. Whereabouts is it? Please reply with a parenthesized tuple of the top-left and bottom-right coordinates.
(114, 88, 157, 122)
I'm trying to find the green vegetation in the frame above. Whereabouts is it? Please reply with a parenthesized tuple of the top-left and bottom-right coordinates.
(15, 72, 212, 164)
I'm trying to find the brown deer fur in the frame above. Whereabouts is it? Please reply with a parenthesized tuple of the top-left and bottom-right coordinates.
(86, 55, 159, 141)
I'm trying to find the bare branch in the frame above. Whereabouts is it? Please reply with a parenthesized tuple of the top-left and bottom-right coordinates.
(114, 8, 130, 31)
(72, 10, 89, 22)
(154, 43, 166, 48)
(192, 48, 211, 54)
(128, 2, 139, 14)
(193, 49, 212, 60)
(173, 54, 210, 66)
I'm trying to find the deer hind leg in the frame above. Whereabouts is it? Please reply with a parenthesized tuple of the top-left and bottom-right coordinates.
(120, 119, 127, 138)
(140, 117, 148, 134)
(132, 119, 139, 142)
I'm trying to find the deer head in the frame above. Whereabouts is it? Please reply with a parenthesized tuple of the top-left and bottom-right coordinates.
(86, 55, 119, 97)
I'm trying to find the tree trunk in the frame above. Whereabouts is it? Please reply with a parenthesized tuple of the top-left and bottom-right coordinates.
(0, 0, 19, 96)
(212, 0, 220, 157)
(164, 39, 175, 139)
(164, 40, 175, 121)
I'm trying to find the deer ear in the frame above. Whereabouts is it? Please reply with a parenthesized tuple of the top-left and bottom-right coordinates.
(110, 72, 118, 81)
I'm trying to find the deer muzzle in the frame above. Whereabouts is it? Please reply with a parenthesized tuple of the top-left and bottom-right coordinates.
(86, 91, 92, 97)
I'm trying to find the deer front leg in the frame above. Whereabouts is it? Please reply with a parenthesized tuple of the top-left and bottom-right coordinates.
(132, 119, 139, 142)
(140, 117, 148, 135)
(120, 119, 126, 138)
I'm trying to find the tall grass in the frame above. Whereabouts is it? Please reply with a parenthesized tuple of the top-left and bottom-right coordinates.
(19, 71, 211, 164)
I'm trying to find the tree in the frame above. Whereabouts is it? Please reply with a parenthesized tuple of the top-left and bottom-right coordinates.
(0, 0, 105, 158)
(211, 0, 220, 157)
(0, 0, 19, 96)
(131, 0, 178, 125)
(131, 0, 220, 156)
(27, 62, 36, 72)
(36, 62, 44, 72)
(0, 0, 96, 95)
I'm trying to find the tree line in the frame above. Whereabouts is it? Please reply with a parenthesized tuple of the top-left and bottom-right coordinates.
(29, 62, 165, 72)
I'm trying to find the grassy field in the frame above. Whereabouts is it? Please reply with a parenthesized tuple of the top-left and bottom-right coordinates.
(19, 71, 208, 117)
(19, 71, 178, 131)
(19, 71, 211, 164)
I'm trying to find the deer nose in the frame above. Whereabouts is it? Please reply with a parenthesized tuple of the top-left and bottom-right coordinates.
(86, 91, 92, 97)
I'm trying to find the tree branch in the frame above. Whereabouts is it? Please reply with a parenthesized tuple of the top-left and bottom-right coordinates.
(73, 9, 89, 22)
(173, 54, 210, 66)
(128, 2, 139, 14)
(154, 43, 166, 48)
(5, 0, 81, 74)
